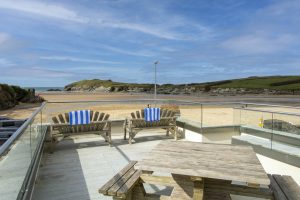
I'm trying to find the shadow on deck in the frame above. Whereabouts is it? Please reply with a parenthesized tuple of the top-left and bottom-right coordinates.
(32, 130, 172, 200)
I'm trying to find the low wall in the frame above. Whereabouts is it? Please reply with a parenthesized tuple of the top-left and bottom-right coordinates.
(241, 125, 300, 147)
(232, 136, 300, 167)
(176, 118, 240, 144)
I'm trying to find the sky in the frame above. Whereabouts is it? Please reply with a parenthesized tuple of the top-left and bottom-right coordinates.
(0, 0, 299, 87)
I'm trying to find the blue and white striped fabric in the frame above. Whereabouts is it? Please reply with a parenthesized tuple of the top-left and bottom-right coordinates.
(144, 108, 161, 122)
(69, 110, 91, 125)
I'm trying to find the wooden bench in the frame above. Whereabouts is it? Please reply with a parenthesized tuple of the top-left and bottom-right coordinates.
(99, 161, 142, 200)
(99, 162, 245, 200)
(268, 174, 300, 200)
(51, 110, 112, 150)
(123, 109, 177, 144)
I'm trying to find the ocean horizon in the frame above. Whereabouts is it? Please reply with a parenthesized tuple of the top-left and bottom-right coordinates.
(24, 87, 64, 92)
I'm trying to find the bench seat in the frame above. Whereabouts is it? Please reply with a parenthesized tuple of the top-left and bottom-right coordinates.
(99, 161, 141, 200)
(268, 174, 300, 200)
(124, 109, 178, 144)
(50, 110, 112, 151)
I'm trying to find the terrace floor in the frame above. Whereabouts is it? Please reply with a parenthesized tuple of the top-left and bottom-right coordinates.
(32, 130, 171, 200)
(32, 129, 300, 200)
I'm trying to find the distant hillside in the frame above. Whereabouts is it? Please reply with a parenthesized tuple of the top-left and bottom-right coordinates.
(64, 76, 300, 95)
(210, 76, 300, 90)
(65, 79, 153, 92)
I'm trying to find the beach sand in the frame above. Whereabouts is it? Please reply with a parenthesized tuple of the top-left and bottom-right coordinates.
(0, 92, 299, 127)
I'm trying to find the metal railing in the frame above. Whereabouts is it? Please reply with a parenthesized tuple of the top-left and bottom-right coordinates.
(1, 99, 300, 200)
(0, 102, 47, 156)
(234, 106, 300, 149)
(0, 102, 47, 200)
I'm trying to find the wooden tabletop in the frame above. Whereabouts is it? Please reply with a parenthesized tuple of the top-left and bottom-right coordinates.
(136, 141, 270, 186)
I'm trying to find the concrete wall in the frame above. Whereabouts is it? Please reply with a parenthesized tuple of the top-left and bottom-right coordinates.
(241, 125, 300, 147)
(176, 118, 240, 144)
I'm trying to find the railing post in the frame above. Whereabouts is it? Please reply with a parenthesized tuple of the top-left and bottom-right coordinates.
(271, 113, 274, 150)
(201, 104, 203, 133)
(30, 123, 32, 158)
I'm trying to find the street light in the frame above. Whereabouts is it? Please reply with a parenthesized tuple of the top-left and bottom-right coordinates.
(154, 61, 159, 102)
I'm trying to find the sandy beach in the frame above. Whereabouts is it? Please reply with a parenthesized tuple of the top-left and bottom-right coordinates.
(1, 92, 299, 127)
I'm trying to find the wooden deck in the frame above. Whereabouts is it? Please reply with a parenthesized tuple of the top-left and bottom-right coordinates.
(32, 130, 172, 200)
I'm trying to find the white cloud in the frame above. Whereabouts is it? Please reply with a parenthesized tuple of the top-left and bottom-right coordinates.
(0, 1, 212, 41)
(0, 32, 10, 44)
(100, 21, 181, 40)
(40, 56, 120, 64)
(0, 32, 23, 52)
(221, 34, 294, 54)
(100, 44, 154, 57)
(0, 0, 89, 23)
(0, 58, 15, 66)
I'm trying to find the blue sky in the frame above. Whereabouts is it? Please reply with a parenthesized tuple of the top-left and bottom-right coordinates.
(0, 0, 299, 86)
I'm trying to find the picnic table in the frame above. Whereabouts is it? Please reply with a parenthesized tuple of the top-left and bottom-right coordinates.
(135, 140, 272, 199)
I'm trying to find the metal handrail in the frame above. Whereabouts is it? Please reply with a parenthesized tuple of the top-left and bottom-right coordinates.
(0, 102, 47, 156)
(238, 102, 300, 110)
(47, 99, 241, 104)
(47, 99, 300, 109)
(1, 99, 299, 157)
(234, 107, 300, 117)
(1, 99, 300, 199)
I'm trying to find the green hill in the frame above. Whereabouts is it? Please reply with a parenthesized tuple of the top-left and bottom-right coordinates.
(208, 76, 300, 90)
(64, 76, 300, 93)
(65, 79, 153, 92)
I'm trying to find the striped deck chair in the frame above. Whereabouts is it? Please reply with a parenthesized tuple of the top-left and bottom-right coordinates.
(50, 110, 112, 150)
(123, 108, 177, 144)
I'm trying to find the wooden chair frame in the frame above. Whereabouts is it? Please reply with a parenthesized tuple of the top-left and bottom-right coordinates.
(123, 109, 177, 144)
(50, 110, 112, 151)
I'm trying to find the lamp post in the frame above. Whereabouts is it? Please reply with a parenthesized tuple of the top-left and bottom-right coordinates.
(154, 61, 159, 102)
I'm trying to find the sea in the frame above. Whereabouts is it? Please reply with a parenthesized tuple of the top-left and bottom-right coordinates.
(24, 87, 64, 92)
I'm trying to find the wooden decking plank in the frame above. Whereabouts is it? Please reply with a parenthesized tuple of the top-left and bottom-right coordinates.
(116, 170, 142, 198)
(273, 174, 300, 200)
(98, 161, 137, 194)
(137, 141, 270, 186)
(64, 113, 69, 123)
(141, 109, 144, 118)
(90, 110, 94, 121)
(161, 109, 166, 117)
(58, 114, 65, 123)
(52, 116, 59, 124)
(268, 174, 287, 200)
(136, 111, 141, 119)
(99, 113, 105, 121)
(107, 168, 137, 196)
(131, 112, 136, 119)
(93, 111, 99, 121)
(138, 161, 267, 185)
(205, 178, 272, 199)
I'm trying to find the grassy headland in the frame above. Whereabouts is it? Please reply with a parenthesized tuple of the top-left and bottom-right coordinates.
(64, 76, 300, 95)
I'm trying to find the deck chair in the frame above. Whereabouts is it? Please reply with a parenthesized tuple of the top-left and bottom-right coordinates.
(124, 109, 177, 144)
(51, 110, 112, 150)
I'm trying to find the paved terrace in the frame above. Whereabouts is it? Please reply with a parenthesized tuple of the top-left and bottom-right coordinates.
(32, 130, 171, 200)
(32, 129, 300, 200)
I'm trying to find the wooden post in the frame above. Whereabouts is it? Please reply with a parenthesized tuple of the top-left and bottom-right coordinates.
(124, 119, 127, 140)
(193, 179, 204, 200)
(108, 122, 112, 146)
